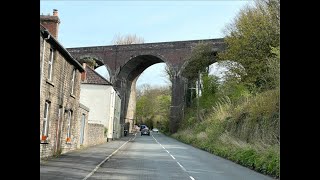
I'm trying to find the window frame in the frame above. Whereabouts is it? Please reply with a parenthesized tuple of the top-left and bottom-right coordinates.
(47, 48, 54, 81)
(66, 110, 72, 142)
(71, 69, 76, 95)
(42, 101, 50, 137)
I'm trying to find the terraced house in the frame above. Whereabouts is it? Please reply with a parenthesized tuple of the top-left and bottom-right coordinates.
(40, 9, 86, 158)
(79, 63, 122, 145)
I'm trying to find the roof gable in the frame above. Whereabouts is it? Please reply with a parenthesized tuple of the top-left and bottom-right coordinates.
(84, 65, 112, 85)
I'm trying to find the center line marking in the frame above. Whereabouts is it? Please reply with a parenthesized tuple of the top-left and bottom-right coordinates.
(177, 162, 186, 171)
(152, 134, 196, 180)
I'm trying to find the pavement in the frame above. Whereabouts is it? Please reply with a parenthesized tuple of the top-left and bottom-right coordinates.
(40, 133, 136, 180)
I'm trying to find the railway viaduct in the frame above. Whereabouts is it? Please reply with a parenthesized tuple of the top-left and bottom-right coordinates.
(67, 38, 225, 134)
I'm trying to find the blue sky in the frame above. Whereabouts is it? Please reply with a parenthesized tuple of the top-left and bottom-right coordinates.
(40, 0, 252, 88)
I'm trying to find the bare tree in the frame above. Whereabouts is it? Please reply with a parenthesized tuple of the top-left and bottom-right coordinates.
(111, 33, 145, 45)
(164, 65, 174, 84)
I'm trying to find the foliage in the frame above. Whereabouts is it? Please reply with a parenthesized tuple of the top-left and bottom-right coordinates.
(104, 127, 108, 137)
(135, 86, 171, 133)
(79, 57, 97, 68)
(261, 46, 280, 89)
(225, 88, 280, 144)
(218, 80, 250, 103)
(218, 0, 280, 91)
(182, 42, 216, 81)
(111, 33, 145, 45)
(199, 73, 220, 109)
(164, 65, 174, 84)
(169, 0, 280, 178)
(172, 88, 280, 178)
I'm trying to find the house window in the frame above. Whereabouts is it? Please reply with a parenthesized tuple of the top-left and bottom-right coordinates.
(71, 69, 76, 95)
(42, 101, 50, 138)
(66, 110, 72, 142)
(47, 48, 54, 81)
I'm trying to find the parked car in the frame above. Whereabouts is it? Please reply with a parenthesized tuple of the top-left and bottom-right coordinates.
(152, 128, 159, 133)
(141, 128, 150, 136)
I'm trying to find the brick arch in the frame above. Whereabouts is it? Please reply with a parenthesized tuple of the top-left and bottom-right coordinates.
(115, 54, 170, 83)
(67, 38, 225, 77)
(67, 38, 226, 133)
(178, 46, 219, 77)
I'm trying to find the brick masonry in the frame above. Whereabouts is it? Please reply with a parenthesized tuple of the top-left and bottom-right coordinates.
(40, 10, 60, 39)
(67, 39, 225, 81)
(67, 39, 226, 133)
(40, 29, 83, 159)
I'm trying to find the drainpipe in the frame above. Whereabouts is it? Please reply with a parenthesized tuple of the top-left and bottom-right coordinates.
(40, 31, 50, 96)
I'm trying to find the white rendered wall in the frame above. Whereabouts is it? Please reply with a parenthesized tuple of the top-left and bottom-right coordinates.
(80, 84, 113, 127)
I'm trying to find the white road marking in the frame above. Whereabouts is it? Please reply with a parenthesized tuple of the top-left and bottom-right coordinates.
(82, 134, 136, 180)
(187, 169, 224, 174)
(170, 154, 176, 159)
(177, 162, 187, 171)
(152, 134, 196, 179)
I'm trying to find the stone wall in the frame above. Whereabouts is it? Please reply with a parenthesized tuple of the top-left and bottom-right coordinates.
(87, 123, 106, 147)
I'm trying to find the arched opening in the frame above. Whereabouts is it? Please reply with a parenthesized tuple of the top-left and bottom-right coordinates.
(95, 65, 112, 82)
(78, 56, 113, 82)
(135, 62, 171, 132)
(115, 54, 172, 134)
(136, 63, 170, 89)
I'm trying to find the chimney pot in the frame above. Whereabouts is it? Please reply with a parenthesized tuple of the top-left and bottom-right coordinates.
(53, 9, 58, 16)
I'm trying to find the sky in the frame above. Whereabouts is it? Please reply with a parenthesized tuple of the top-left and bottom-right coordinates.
(40, 0, 252, 88)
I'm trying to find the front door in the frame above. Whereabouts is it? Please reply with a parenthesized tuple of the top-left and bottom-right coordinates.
(80, 114, 86, 145)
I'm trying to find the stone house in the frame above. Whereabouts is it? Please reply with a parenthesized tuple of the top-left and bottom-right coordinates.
(40, 9, 86, 158)
(80, 63, 122, 144)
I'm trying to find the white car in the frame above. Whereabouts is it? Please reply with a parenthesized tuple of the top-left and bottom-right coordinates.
(152, 128, 159, 133)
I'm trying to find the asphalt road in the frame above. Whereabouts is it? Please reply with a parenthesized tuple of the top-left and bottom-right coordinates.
(40, 132, 276, 180)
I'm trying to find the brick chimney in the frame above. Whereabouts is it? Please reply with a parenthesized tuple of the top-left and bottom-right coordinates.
(40, 9, 60, 39)
(81, 63, 87, 81)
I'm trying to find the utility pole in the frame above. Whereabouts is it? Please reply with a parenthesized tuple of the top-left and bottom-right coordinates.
(197, 70, 200, 122)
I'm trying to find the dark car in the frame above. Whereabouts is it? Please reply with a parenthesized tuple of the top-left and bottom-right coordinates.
(140, 124, 147, 131)
(141, 128, 150, 136)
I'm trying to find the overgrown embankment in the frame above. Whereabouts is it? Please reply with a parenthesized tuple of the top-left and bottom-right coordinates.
(171, 88, 279, 178)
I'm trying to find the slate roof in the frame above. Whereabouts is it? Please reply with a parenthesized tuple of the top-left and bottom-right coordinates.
(83, 65, 112, 85)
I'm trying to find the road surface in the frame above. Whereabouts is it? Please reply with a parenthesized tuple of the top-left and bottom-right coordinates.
(40, 132, 276, 180)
